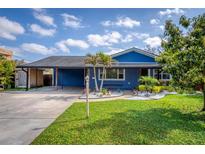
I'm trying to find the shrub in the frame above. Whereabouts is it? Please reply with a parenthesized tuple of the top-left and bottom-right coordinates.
(101, 88, 108, 95)
(0, 56, 15, 89)
(185, 88, 195, 94)
(167, 86, 174, 92)
(152, 86, 162, 93)
(175, 88, 195, 94)
(159, 80, 170, 86)
(162, 86, 174, 92)
(138, 85, 146, 92)
(139, 76, 159, 92)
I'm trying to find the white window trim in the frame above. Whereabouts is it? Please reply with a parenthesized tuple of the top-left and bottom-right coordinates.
(98, 68, 125, 81)
(148, 69, 151, 77)
(153, 69, 171, 81)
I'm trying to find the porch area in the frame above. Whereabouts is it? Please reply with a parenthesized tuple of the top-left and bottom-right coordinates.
(88, 67, 171, 90)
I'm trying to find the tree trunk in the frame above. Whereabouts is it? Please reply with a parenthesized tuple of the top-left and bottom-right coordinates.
(85, 75, 89, 118)
(100, 67, 105, 91)
(202, 83, 205, 111)
(93, 66, 99, 92)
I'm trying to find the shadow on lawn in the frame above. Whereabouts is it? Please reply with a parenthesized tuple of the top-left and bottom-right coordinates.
(67, 108, 205, 144)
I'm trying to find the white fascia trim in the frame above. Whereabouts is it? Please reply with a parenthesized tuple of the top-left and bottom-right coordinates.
(111, 47, 156, 59)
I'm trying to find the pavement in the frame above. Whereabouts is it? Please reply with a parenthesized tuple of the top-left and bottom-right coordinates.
(0, 87, 82, 145)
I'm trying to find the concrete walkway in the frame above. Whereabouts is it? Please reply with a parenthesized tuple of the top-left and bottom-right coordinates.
(126, 91, 177, 100)
(0, 87, 82, 145)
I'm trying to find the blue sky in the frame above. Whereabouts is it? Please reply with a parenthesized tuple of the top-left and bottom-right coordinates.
(0, 8, 204, 62)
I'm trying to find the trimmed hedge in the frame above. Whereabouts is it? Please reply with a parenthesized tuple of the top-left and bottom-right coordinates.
(137, 85, 174, 93)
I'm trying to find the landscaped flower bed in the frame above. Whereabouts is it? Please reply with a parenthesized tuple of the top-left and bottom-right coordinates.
(80, 89, 123, 99)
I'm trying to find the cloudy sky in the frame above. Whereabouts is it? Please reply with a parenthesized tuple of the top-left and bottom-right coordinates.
(0, 8, 204, 62)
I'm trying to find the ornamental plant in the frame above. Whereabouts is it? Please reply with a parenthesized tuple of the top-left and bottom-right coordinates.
(139, 76, 159, 93)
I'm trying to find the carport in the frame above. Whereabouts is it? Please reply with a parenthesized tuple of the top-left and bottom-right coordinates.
(18, 56, 87, 90)
(58, 68, 85, 87)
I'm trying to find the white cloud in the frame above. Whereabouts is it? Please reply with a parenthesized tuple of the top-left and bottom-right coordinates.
(159, 8, 185, 16)
(121, 34, 133, 43)
(135, 33, 150, 39)
(55, 41, 70, 53)
(101, 16, 141, 28)
(88, 34, 110, 46)
(61, 13, 83, 29)
(150, 19, 160, 25)
(101, 20, 112, 27)
(122, 32, 150, 43)
(144, 36, 162, 48)
(32, 8, 45, 13)
(87, 31, 122, 47)
(0, 16, 25, 40)
(159, 25, 165, 31)
(34, 12, 56, 27)
(30, 24, 56, 36)
(65, 39, 89, 49)
(55, 38, 89, 52)
(21, 43, 57, 55)
(106, 47, 123, 55)
(88, 31, 149, 46)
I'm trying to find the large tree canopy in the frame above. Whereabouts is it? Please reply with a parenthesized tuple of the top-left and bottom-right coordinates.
(0, 56, 16, 89)
(156, 13, 205, 111)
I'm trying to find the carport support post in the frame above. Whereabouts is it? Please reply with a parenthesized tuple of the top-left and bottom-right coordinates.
(55, 67, 58, 89)
(85, 75, 90, 118)
(25, 68, 30, 91)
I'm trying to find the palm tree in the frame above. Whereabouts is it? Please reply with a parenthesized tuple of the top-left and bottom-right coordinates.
(84, 53, 100, 92)
(97, 52, 112, 91)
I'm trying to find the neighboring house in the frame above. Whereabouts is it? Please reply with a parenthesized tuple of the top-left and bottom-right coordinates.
(15, 60, 27, 88)
(18, 47, 171, 90)
(15, 60, 44, 88)
(0, 48, 13, 60)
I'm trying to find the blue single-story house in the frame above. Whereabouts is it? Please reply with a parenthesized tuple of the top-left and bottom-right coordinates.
(18, 47, 171, 90)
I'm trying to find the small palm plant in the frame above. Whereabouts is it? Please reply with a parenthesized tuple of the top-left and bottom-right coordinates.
(84, 53, 100, 92)
(139, 76, 159, 95)
(97, 52, 113, 92)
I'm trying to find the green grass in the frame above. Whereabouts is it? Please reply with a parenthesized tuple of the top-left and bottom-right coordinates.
(32, 94, 205, 145)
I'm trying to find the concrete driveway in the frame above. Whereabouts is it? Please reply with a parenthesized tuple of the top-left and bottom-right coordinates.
(0, 87, 82, 145)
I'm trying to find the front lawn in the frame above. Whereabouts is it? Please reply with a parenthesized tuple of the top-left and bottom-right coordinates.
(32, 94, 205, 145)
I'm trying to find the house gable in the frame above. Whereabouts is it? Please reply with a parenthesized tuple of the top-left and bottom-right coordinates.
(112, 48, 156, 62)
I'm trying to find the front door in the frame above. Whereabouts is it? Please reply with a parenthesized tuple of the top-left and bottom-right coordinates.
(140, 68, 148, 76)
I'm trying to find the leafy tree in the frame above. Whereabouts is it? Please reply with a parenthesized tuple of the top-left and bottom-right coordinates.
(97, 52, 113, 91)
(0, 56, 16, 89)
(156, 14, 205, 111)
(85, 53, 100, 92)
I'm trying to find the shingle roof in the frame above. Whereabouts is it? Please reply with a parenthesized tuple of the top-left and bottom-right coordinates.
(18, 48, 160, 68)
(18, 56, 86, 68)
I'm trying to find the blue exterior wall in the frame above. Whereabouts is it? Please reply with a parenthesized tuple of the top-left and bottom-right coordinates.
(113, 51, 155, 62)
(89, 68, 140, 90)
(89, 50, 156, 90)
(55, 50, 156, 89)
(57, 69, 84, 87)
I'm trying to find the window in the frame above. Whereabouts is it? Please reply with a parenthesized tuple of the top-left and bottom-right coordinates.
(153, 69, 161, 79)
(99, 68, 125, 80)
(141, 68, 148, 76)
(153, 69, 171, 80)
